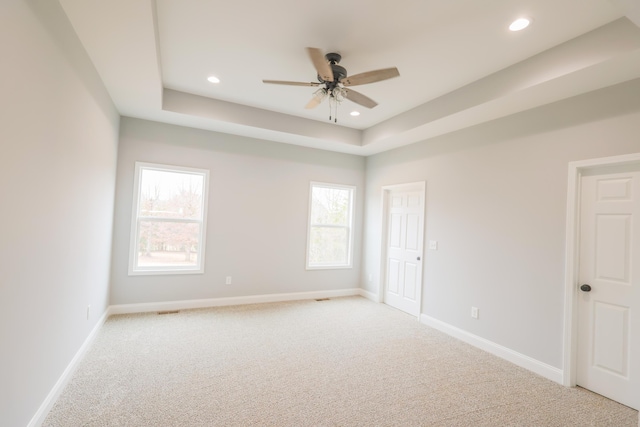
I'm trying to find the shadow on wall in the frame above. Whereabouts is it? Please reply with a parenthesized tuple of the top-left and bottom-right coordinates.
(371, 77, 640, 166)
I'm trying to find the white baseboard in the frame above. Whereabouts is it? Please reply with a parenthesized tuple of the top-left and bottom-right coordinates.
(27, 308, 110, 427)
(28, 288, 378, 426)
(108, 288, 363, 315)
(420, 314, 564, 384)
(357, 288, 379, 302)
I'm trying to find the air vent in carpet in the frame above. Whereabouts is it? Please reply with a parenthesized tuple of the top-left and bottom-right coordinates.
(158, 310, 180, 315)
(315, 298, 330, 301)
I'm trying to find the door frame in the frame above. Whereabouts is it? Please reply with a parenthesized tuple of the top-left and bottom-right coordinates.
(378, 181, 426, 318)
(562, 152, 640, 387)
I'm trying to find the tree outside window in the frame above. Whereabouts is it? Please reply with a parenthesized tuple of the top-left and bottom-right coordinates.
(307, 182, 355, 269)
(129, 163, 209, 275)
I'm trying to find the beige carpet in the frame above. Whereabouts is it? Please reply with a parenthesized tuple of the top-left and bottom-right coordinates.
(44, 296, 638, 426)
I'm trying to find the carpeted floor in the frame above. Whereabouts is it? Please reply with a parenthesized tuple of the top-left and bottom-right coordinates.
(44, 296, 638, 426)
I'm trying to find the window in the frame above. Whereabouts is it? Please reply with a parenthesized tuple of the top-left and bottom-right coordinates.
(129, 162, 209, 275)
(306, 182, 355, 269)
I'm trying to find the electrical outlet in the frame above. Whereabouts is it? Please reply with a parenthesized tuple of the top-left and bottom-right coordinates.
(225, 276, 232, 285)
(471, 306, 479, 319)
(86, 305, 91, 320)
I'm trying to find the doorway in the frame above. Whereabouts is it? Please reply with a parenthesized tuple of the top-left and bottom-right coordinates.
(379, 182, 426, 317)
(563, 153, 640, 410)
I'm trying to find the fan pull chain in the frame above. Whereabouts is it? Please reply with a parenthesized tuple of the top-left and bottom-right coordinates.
(328, 93, 338, 123)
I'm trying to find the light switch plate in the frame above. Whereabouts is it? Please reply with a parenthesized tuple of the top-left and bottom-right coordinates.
(429, 240, 438, 250)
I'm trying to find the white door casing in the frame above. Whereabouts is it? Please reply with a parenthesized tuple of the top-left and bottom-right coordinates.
(576, 166, 639, 410)
(563, 154, 640, 391)
(381, 184, 425, 317)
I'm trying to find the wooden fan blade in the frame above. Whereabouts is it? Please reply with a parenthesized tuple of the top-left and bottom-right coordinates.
(305, 91, 327, 109)
(344, 88, 377, 108)
(341, 67, 400, 86)
(262, 80, 320, 87)
(306, 47, 334, 82)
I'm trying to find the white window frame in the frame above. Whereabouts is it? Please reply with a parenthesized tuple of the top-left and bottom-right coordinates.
(306, 181, 355, 270)
(128, 162, 209, 276)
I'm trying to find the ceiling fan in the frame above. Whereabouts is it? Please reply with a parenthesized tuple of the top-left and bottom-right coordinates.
(263, 47, 400, 122)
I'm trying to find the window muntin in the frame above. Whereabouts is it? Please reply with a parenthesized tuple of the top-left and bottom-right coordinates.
(307, 182, 355, 269)
(129, 163, 209, 275)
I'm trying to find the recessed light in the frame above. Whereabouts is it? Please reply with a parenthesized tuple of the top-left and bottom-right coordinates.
(509, 17, 531, 31)
(350, 111, 360, 116)
(207, 75, 220, 84)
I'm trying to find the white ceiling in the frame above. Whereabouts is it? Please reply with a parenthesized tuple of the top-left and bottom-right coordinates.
(57, 0, 640, 155)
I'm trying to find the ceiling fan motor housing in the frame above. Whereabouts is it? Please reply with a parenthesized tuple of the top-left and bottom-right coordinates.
(317, 52, 347, 84)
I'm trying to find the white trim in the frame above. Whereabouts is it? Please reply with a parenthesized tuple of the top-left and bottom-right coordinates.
(306, 181, 356, 270)
(562, 152, 640, 387)
(128, 162, 210, 276)
(108, 288, 362, 315)
(358, 288, 379, 302)
(378, 181, 426, 318)
(27, 308, 111, 427)
(562, 160, 582, 387)
(421, 314, 563, 384)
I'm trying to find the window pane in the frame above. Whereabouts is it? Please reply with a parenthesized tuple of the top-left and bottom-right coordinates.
(311, 187, 350, 226)
(130, 162, 209, 275)
(136, 220, 200, 267)
(139, 169, 204, 219)
(309, 226, 349, 266)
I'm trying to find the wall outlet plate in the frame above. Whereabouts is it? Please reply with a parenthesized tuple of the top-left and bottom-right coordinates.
(225, 276, 232, 285)
(471, 306, 479, 319)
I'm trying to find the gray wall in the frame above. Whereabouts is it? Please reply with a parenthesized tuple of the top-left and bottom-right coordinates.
(4, 3, 639, 424)
(363, 79, 640, 369)
(110, 118, 365, 305)
(0, 1, 119, 426)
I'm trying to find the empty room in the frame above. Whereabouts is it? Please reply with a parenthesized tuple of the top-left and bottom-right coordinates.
(2, 0, 640, 425)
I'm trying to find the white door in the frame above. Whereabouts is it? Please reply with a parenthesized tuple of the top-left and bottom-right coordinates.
(577, 166, 640, 410)
(384, 190, 424, 317)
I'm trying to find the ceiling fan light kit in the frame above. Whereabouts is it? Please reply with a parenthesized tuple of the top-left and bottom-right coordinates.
(263, 47, 400, 123)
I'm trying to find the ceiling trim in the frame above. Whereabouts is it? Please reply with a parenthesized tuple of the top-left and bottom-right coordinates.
(57, 1, 640, 156)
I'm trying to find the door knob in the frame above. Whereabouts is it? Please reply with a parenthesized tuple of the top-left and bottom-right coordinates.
(417, 257, 421, 261)
(580, 284, 591, 292)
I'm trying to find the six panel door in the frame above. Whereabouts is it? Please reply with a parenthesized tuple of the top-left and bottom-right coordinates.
(577, 167, 639, 410)
(384, 190, 424, 317)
